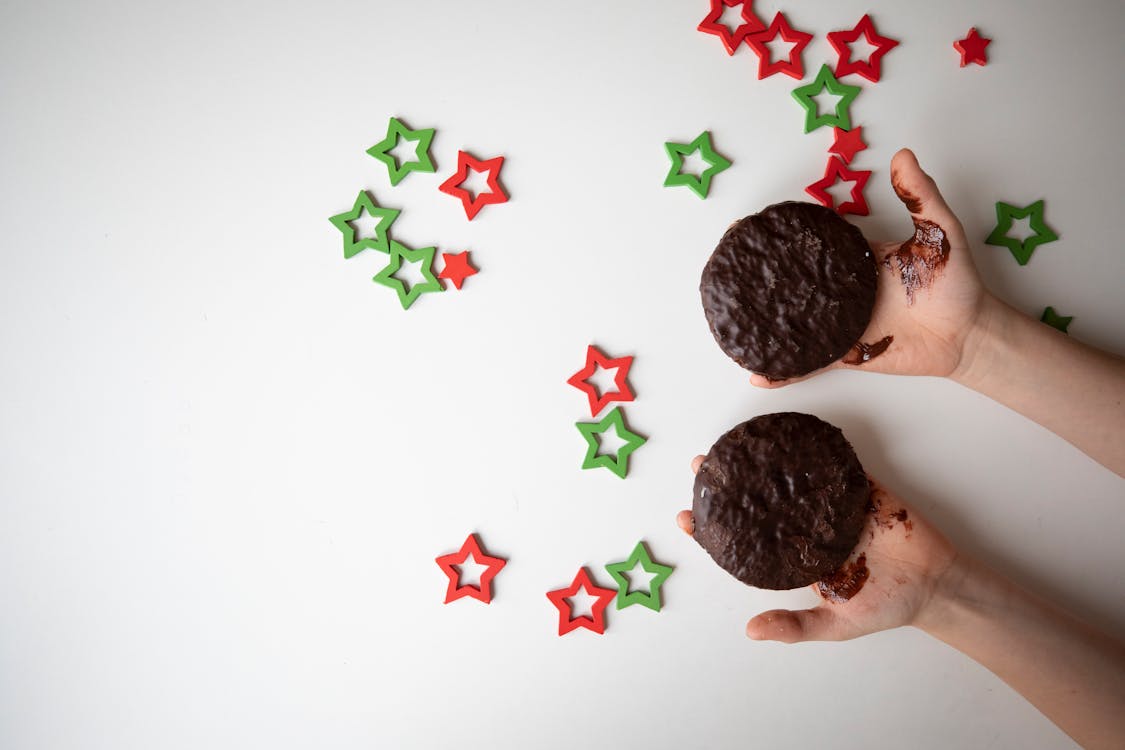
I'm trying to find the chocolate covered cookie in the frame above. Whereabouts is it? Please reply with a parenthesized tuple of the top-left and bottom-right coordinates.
(692, 412, 868, 590)
(700, 202, 877, 380)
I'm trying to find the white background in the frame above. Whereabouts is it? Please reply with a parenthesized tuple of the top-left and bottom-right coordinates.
(2, 1, 1124, 748)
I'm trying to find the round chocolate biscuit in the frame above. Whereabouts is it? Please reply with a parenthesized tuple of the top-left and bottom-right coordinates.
(700, 201, 876, 380)
(692, 412, 868, 590)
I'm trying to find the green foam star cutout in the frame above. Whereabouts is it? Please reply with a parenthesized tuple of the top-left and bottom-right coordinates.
(372, 240, 444, 310)
(605, 541, 674, 612)
(791, 65, 862, 133)
(663, 131, 731, 199)
(984, 200, 1059, 266)
(1040, 306, 1073, 334)
(575, 406, 647, 479)
(366, 116, 436, 186)
(328, 190, 400, 258)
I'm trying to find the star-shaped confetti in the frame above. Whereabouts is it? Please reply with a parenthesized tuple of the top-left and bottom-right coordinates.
(546, 567, 617, 636)
(328, 190, 400, 258)
(372, 240, 444, 309)
(744, 11, 814, 80)
(437, 250, 478, 290)
(791, 65, 862, 134)
(697, 0, 764, 55)
(604, 541, 674, 612)
(575, 406, 647, 479)
(566, 344, 635, 417)
(438, 150, 508, 220)
(827, 14, 899, 83)
(805, 157, 872, 216)
(984, 200, 1059, 265)
(435, 533, 507, 604)
(663, 131, 731, 199)
(828, 126, 867, 164)
(1040, 307, 1074, 334)
(366, 117, 436, 186)
(954, 27, 991, 67)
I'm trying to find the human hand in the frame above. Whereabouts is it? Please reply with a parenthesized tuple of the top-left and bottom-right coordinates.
(677, 455, 958, 642)
(750, 149, 990, 389)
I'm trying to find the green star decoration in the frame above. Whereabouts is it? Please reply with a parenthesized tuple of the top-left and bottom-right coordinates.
(366, 116, 436, 186)
(1040, 306, 1073, 334)
(372, 240, 444, 310)
(575, 406, 647, 479)
(791, 65, 862, 133)
(663, 131, 731, 199)
(328, 190, 400, 258)
(984, 199, 1059, 266)
(605, 541, 674, 612)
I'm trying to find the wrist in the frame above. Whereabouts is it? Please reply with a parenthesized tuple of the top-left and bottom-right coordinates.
(949, 293, 1016, 391)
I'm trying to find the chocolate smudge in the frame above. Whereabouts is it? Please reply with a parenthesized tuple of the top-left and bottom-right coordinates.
(882, 219, 950, 305)
(817, 554, 870, 602)
(843, 334, 894, 365)
(892, 171, 924, 214)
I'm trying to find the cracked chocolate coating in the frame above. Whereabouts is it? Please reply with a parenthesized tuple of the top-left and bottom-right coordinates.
(692, 412, 868, 590)
(700, 202, 877, 379)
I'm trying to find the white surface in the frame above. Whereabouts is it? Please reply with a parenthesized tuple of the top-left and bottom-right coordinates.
(2, 1, 1124, 748)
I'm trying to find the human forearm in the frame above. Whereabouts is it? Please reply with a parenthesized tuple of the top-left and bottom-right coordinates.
(917, 554, 1125, 750)
(953, 294, 1125, 476)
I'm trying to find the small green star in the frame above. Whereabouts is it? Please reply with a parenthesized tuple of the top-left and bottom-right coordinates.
(791, 65, 862, 133)
(605, 541, 674, 612)
(984, 200, 1059, 266)
(328, 190, 400, 258)
(1040, 306, 1073, 334)
(366, 116, 436, 186)
(663, 131, 731, 199)
(575, 406, 647, 479)
(372, 240, 444, 310)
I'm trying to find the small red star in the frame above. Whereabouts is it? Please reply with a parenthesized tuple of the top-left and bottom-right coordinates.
(954, 27, 991, 67)
(805, 157, 872, 217)
(828, 126, 867, 164)
(697, 0, 765, 55)
(744, 11, 814, 80)
(827, 14, 899, 83)
(437, 250, 478, 290)
(545, 567, 616, 636)
(435, 533, 507, 604)
(566, 344, 635, 417)
(438, 150, 508, 221)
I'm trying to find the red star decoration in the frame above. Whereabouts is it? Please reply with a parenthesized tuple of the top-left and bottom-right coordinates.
(744, 11, 813, 80)
(827, 14, 899, 83)
(437, 250, 478, 290)
(566, 344, 635, 417)
(435, 533, 507, 604)
(805, 157, 872, 217)
(697, 0, 764, 56)
(545, 567, 616, 636)
(828, 126, 867, 164)
(438, 150, 509, 221)
(954, 27, 991, 67)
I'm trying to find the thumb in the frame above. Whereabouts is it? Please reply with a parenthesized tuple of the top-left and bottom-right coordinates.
(746, 606, 850, 643)
(889, 148, 963, 235)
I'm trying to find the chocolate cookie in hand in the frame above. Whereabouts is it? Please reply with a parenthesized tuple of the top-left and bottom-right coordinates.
(692, 412, 868, 590)
(701, 202, 877, 380)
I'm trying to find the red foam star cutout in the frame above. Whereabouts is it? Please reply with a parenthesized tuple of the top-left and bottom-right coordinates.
(697, 0, 765, 56)
(954, 27, 991, 67)
(435, 533, 507, 604)
(805, 157, 872, 217)
(437, 250, 478, 290)
(745, 11, 813, 80)
(566, 344, 635, 417)
(828, 126, 867, 164)
(827, 14, 899, 83)
(546, 567, 616, 636)
(438, 150, 508, 221)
